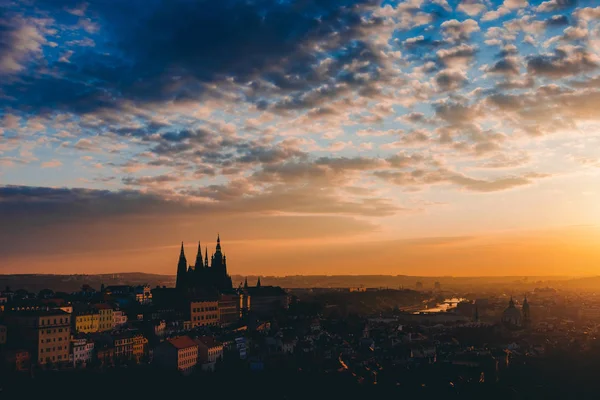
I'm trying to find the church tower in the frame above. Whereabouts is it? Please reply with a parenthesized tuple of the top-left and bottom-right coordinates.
(210, 234, 232, 291)
(176, 242, 188, 290)
(522, 296, 531, 327)
(174, 236, 233, 293)
(194, 241, 203, 270)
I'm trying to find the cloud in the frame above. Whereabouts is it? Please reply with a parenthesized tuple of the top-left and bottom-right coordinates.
(487, 56, 521, 75)
(0, 186, 382, 259)
(122, 174, 180, 186)
(457, 1, 487, 16)
(2, 0, 391, 115)
(536, 0, 577, 13)
(41, 159, 62, 168)
(573, 7, 600, 22)
(503, 0, 528, 9)
(374, 169, 547, 192)
(482, 6, 511, 22)
(65, 3, 89, 17)
(545, 15, 569, 26)
(440, 19, 480, 42)
(436, 44, 478, 68)
(0, 14, 49, 75)
(435, 69, 468, 90)
(527, 47, 598, 78)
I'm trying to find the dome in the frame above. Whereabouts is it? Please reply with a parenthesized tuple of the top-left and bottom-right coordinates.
(501, 298, 522, 329)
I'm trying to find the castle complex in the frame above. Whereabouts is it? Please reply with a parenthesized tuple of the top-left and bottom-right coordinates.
(175, 235, 233, 295)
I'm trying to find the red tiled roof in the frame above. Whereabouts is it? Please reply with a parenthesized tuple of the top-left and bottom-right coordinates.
(194, 336, 222, 348)
(168, 336, 198, 350)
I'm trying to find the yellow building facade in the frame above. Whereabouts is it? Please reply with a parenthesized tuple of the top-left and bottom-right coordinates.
(133, 333, 148, 362)
(7, 310, 71, 365)
(74, 311, 100, 333)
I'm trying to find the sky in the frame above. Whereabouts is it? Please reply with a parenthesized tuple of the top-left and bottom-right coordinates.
(1, 0, 600, 276)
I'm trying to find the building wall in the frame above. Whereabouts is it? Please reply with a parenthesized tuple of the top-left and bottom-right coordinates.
(113, 310, 128, 329)
(191, 300, 219, 327)
(8, 311, 71, 365)
(114, 335, 134, 361)
(75, 313, 99, 333)
(5, 350, 31, 372)
(133, 334, 148, 362)
(38, 315, 71, 365)
(153, 342, 198, 375)
(197, 342, 223, 365)
(97, 308, 114, 332)
(72, 340, 94, 367)
(97, 347, 114, 366)
(136, 285, 153, 304)
(177, 346, 198, 375)
(218, 294, 240, 325)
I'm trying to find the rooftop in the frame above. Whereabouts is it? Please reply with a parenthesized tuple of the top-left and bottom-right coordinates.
(168, 335, 198, 350)
(9, 309, 70, 317)
(194, 336, 222, 348)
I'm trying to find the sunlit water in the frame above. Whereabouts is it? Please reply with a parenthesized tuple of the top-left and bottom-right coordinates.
(415, 297, 466, 313)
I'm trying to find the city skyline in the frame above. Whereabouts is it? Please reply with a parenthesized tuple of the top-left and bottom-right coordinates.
(2, 0, 600, 276)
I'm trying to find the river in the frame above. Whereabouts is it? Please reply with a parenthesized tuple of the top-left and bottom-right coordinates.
(414, 297, 466, 313)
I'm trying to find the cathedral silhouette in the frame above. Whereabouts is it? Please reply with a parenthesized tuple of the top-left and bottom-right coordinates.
(175, 235, 233, 294)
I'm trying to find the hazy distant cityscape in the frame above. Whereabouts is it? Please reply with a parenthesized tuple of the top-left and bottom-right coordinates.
(2, 238, 600, 398)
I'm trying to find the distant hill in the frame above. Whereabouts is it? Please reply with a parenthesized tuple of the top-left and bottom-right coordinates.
(233, 275, 576, 291)
(0, 273, 175, 293)
(0, 273, 585, 293)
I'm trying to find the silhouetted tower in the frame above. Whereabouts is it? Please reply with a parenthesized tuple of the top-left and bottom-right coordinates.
(195, 241, 203, 270)
(244, 277, 248, 289)
(176, 242, 188, 290)
(522, 296, 531, 326)
(257, 277, 261, 288)
(204, 247, 209, 268)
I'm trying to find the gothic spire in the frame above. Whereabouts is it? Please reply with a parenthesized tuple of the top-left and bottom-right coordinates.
(216, 233, 222, 253)
(195, 241, 203, 269)
(176, 242, 188, 290)
(257, 276, 261, 288)
(244, 277, 248, 289)
(204, 247, 209, 268)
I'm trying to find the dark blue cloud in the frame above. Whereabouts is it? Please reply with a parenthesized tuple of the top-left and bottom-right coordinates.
(2, 0, 385, 115)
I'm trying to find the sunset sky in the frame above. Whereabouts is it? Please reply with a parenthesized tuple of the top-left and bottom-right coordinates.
(1, 0, 600, 276)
